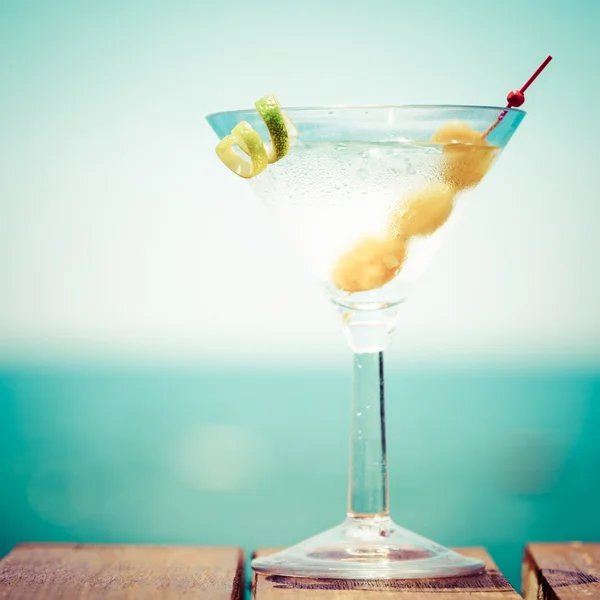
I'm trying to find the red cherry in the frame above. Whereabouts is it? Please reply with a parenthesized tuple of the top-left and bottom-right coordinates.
(506, 89, 525, 107)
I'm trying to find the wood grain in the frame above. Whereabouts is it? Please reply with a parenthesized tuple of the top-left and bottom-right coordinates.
(253, 547, 520, 599)
(523, 543, 600, 600)
(0, 543, 244, 599)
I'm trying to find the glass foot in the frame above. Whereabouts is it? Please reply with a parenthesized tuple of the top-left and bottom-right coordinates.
(252, 516, 485, 579)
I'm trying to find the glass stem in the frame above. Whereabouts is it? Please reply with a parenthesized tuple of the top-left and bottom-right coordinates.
(347, 350, 389, 518)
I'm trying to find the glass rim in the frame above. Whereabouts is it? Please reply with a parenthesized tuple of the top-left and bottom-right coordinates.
(206, 104, 526, 120)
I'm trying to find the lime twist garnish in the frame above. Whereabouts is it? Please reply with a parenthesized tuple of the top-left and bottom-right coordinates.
(216, 122, 268, 179)
(215, 94, 297, 178)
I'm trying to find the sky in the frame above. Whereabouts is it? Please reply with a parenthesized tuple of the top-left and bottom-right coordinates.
(1, 0, 599, 367)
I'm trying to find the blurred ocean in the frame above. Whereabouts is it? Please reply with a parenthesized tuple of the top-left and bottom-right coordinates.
(1, 364, 598, 587)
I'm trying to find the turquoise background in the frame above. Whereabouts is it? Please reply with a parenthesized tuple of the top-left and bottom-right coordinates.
(1, 0, 599, 590)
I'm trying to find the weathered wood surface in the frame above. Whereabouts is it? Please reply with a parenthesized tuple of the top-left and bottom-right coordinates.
(0, 543, 244, 599)
(252, 547, 520, 599)
(523, 543, 600, 600)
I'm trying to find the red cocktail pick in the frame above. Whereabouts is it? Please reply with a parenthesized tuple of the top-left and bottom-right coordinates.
(482, 55, 553, 138)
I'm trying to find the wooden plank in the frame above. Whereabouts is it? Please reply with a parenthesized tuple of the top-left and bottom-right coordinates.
(523, 543, 600, 600)
(253, 547, 520, 599)
(0, 543, 244, 599)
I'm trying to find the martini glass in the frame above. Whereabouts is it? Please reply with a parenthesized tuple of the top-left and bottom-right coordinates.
(206, 105, 525, 579)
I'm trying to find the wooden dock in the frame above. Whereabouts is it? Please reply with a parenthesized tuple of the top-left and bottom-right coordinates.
(0, 542, 598, 599)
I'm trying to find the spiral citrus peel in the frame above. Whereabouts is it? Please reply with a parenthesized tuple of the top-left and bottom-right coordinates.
(215, 94, 297, 179)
